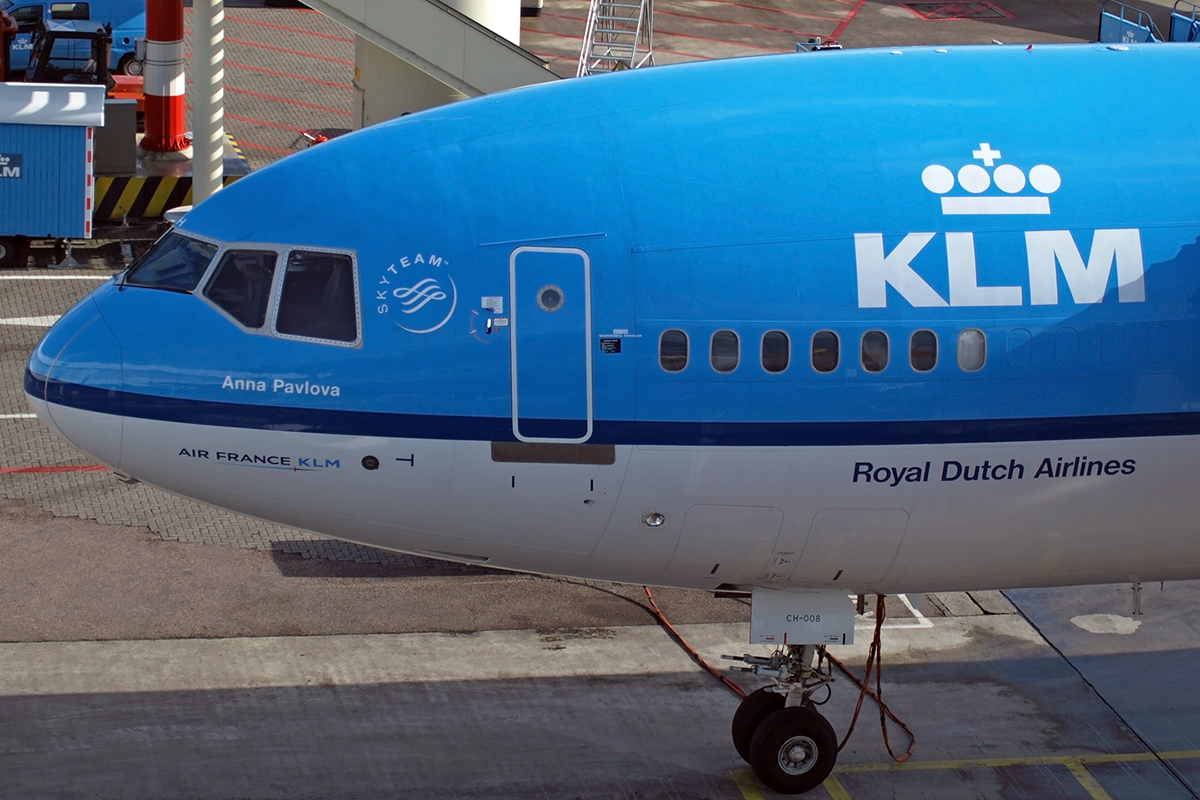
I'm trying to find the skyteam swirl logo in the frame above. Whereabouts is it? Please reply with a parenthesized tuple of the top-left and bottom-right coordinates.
(374, 252, 458, 334)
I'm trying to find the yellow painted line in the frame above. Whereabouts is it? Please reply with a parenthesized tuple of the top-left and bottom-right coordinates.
(823, 773, 853, 800)
(730, 768, 853, 800)
(731, 749, 1200, 798)
(1065, 758, 1116, 800)
(729, 769, 765, 800)
(834, 747, 1200, 775)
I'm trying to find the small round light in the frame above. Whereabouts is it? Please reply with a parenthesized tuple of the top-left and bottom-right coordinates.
(362, 456, 380, 470)
(642, 511, 666, 527)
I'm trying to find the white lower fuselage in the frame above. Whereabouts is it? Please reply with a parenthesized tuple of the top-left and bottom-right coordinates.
(33, 398, 1199, 594)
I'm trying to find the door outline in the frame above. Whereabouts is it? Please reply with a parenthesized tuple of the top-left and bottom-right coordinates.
(509, 246, 593, 443)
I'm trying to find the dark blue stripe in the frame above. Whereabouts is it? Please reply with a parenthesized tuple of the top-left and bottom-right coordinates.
(25, 368, 1200, 446)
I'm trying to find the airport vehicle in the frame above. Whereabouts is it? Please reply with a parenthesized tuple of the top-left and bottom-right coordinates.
(23, 18, 111, 84)
(24, 43, 1200, 793)
(2, 0, 143, 74)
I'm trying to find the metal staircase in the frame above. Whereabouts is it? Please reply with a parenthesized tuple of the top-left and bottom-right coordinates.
(577, 0, 654, 77)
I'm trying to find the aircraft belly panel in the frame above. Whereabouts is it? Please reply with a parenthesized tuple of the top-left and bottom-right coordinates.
(664, 504, 784, 583)
(789, 508, 910, 586)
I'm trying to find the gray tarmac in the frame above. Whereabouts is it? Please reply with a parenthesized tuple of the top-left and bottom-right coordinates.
(4, 2, 1200, 798)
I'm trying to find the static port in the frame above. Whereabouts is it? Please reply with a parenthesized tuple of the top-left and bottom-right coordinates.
(362, 455, 380, 470)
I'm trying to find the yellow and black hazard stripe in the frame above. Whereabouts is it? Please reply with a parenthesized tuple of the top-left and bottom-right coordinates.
(94, 135, 252, 221)
(93, 174, 244, 222)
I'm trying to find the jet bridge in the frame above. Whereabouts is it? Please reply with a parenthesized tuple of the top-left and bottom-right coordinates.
(302, 0, 559, 128)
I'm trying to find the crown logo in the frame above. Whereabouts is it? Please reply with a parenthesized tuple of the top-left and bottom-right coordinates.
(921, 143, 1060, 215)
(0, 156, 11, 167)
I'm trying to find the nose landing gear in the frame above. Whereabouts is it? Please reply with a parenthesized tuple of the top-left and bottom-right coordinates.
(726, 644, 839, 794)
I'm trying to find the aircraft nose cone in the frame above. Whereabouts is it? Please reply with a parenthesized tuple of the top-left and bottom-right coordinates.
(25, 297, 124, 470)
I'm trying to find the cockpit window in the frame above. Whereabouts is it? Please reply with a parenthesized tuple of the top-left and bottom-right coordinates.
(203, 249, 278, 328)
(274, 250, 359, 344)
(125, 232, 219, 292)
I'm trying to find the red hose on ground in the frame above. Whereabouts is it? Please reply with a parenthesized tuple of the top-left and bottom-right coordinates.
(643, 586, 746, 698)
(825, 594, 915, 762)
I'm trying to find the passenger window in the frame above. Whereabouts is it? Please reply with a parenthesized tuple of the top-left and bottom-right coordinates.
(12, 6, 43, 26)
(274, 250, 358, 344)
(125, 232, 219, 291)
(958, 329, 986, 371)
(711, 330, 739, 373)
(910, 330, 937, 372)
(50, 2, 89, 20)
(861, 331, 889, 372)
(761, 331, 789, 373)
(659, 329, 688, 372)
(811, 331, 839, 373)
(204, 250, 278, 329)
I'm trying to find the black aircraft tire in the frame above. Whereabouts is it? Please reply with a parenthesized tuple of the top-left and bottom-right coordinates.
(0, 237, 28, 268)
(731, 687, 785, 762)
(748, 707, 838, 795)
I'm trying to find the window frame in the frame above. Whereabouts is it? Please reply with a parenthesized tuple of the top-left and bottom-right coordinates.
(201, 247, 281, 332)
(811, 330, 840, 373)
(909, 329, 938, 373)
(658, 328, 689, 373)
(270, 246, 362, 348)
(957, 328, 987, 372)
(760, 330, 790, 374)
(710, 329, 740, 374)
(860, 330, 889, 373)
(122, 229, 223, 293)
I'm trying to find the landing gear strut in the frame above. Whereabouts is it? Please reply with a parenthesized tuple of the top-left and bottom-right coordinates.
(725, 644, 838, 794)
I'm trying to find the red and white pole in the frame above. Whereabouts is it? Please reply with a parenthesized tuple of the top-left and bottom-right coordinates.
(140, 0, 191, 155)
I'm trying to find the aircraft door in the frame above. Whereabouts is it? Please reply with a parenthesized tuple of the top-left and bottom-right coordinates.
(510, 246, 592, 443)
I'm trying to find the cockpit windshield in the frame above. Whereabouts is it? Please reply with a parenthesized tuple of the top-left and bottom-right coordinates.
(124, 232, 219, 292)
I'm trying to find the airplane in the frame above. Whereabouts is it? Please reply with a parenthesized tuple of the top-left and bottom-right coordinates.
(23, 39, 1200, 794)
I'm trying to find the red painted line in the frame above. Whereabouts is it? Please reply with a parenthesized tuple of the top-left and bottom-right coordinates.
(657, 7, 833, 34)
(223, 13, 354, 42)
(237, 140, 298, 156)
(667, 0, 854, 20)
(224, 85, 353, 117)
(0, 465, 108, 474)
(223, 111, 305, 133)
(530, 24, 789, 54)
(653, 27, 797, 52)
(226, 60, 354, 90)
(224, 37, 355, 67)
(828, 0, 870, 41)
(182, 49, 352, 89)
(525, 28, 731, 61)
(543, 10, 825, 38)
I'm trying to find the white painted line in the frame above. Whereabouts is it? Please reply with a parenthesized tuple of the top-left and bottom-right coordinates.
(0, 274, 109, 280)
(893, 592, 934, 628)
(0, 315, 59, 327)
(0, 414, 37, 419)
(852, 593, 934, 630)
